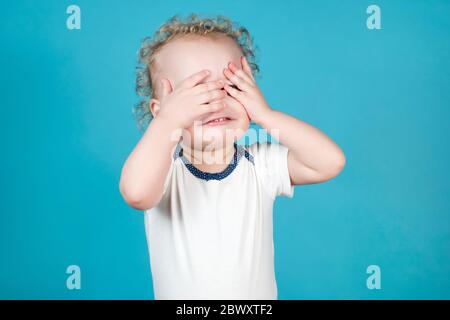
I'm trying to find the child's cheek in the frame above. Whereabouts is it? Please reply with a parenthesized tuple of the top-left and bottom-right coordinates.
(224, 97, 249, 120)
(181, 126, 196, 145)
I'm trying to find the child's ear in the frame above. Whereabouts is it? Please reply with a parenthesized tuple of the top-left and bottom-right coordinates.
(149, 98, 160, 118)
(149, 78, 173, 118)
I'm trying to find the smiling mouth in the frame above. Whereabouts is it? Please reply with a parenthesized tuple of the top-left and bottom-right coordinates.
(202, 117, 232, 126)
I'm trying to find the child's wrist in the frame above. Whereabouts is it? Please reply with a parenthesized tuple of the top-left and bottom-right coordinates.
(154, 114, 178, 129)
(253, 108, 274, 127)
(151, 116, 183, 142)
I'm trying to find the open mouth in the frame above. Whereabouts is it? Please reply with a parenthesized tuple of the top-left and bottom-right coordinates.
(202, 117, 232, 126)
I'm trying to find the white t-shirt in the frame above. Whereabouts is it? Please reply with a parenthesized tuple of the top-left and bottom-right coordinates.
(144, 142, 294, 300)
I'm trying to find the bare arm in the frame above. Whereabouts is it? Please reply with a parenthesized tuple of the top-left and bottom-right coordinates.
(119, 117, 180, 210)
(223, 56, 346, 186)
(258, 110, 346, 185)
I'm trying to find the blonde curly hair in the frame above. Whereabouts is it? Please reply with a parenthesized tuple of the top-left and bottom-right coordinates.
(133, 13, 260, 131)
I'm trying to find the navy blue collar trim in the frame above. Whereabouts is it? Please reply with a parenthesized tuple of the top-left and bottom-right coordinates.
(173, 143, 254, 181)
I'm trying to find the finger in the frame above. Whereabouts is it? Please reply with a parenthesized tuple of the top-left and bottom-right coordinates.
(209, 94, 226, 103)
(191, 80, 224, 95)
(194, 101, 226, 118)
(179, 69, 211, 90)
(223, 67, 252, 92)
(160, 78, 173, 98)
(224, 83, 244, 100)
(196, 89, 227, 104)
(203, 101, 226, 114)
(241, 56, 255, 82)
(228, 61, 254, 84)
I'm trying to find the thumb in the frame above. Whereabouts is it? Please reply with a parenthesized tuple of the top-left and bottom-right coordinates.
(160, 78, 173, 98)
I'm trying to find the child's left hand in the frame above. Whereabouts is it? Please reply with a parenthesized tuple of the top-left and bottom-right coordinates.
(223, 56, 272, 124)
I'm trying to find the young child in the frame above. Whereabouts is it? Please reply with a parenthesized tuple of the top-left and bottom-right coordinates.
(120, 14, 345, 300)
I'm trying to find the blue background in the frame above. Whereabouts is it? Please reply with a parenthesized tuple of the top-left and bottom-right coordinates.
(1, 0, 449, 299)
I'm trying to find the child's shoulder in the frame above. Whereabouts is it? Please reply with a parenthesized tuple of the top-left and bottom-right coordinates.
(245, 141, 294, 198)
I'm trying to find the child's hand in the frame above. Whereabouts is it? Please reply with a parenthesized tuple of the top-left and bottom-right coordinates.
(223, 56, 272, 124)
(156, 70, 227, 129)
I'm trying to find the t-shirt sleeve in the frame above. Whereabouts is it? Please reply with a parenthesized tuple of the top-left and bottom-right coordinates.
(249, 142, 294, 199)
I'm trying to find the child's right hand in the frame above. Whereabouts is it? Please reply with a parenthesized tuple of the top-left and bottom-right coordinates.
(156, 70, 227, 129)
(120, 70, 227, 210)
